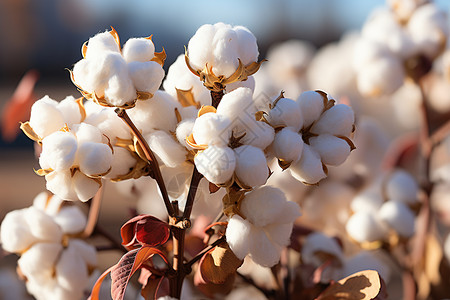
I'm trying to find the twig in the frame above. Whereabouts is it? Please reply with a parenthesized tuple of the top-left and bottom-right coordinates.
(182, 166, 203, 219)
(115, 108, 175, 217)
(81, 187, 103, 238)
(184, 235, 226, 270)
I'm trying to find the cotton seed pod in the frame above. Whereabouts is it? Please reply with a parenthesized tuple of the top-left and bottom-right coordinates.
(311, 104, 355, 137)
(0, 209, 37, 253)
(18, 242, 63, 283)
(122, 38, 155, 63)
(128, 61, 165, 94)
(195, 146, 236, 185)
(272, 127, 304, 163)
(267, 97, 303, 130)
(240, 120, 275, 150)
(386, 169, 419, 205)
(105, 146, 138, 180)
(102, 61, 137, 106)
(296, 91, 325, 128)
(309, 134, 351, 166)
(192, 113, 232, 147)
(84, 30, 120, 59)
(346, 211, 388, 243)
(145, 130, 187, 168)
(289, 144, 326, 185)
(301, 232, 344, 266)
(39, 131, 77, 172)
(378, 201, 415, 238)
(28, 96, 66, 139)
(76, 142, 113, 176)
(234, 145, 268, 188)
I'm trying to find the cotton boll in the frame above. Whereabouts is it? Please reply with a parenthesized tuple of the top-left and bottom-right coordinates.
(187, 24, 216, 71)
(346, 211, 387, 243)
(290, 144, 326, 184)
(378, 201, 415, 238)
(301, 232, 344, 266)
(57, 96, 83, 126)
(84, 103, 131, 142)
(356, 55, 405, 97)
(76, 142, 112, 176)
(128, 90, 179, 133)
(386, 170, 419, 205)
(240, 186, 285, 227)
(53, 206, 87, 235)
(56, 243, 89, 292)
(105, 147, 137, 179)
(72, 123, 103, 145)
(234, 145, 269, 187)
(352, 39, 391, 70)
(32, 191, 50, 211)
(309, 134, 351, 166)
(267, 97, 303, 130)
(192, 113, 232, 147)
(312, 104, 355, 137)
(70, 239, 97, 267)
(248, 227, 280, 267)
(25, 207, 62, 243)
(45, 171, 77, 201)
(72, 172, 101, 202)
(29, 96, 65, 138)
(194, 146, 236, 184)
(241, 120, 275, 150)
(264, 222, 295, 250)
(272, 127, 303, 163)
(226, 75, 256, 94)
(145, 130, 187, 168)
(212, 26, 240, 78)
(234, 26, 258, 65)
(176, 119, 195, 149)
(128, 61, 164, 93)
(0, 209, 37, 253)
(18, 243, 63, 284)
(266, 164, 309, 202)
(84, 31, 120, 59)
(226, 215, 252, 260)
(350, 188, 384, 213)
(217, 87, 256, 133)
(104, 68, 137, 107)
(122, 38, 155, 63)
(297, 91, 325, 128)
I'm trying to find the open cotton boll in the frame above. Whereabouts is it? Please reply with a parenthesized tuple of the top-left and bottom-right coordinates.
(378, 201, 415, 238)
(301, 232, 344, 266)
(45, 171, 78, 201)
(70, 239, 97, 267)
(192, 113, 232, 147)
(346, 211, 387, 243)
(309, 134, 351, 166)
(105, 147, 137, 179)
(0, 209, 37, 253)
(128, 61, 164, 93)
(18, 243, 63, 284)
(290, 144, 326, 184)
(217, 87, 256, 127)
(103, 68, 137, 107)
(272, 127, 304, 163)
(267, 97, 303, 130)
(25, 207, 63, 243)
(312, 104, 355, 137)
(57, 96, 83, 127)
(84, 104, 131, 142)
(56, 243, 90, 292)
(122, 38, 155, 63)
(241, 120, 275, 150)
(352, 39, 392, 69)
(226, 215, 252, 260)
(76, 142, 112, 176)
(176, 119, 195, 149)
(226, 75, 256, 94)
(53, 206, 87, 235)
(408, 3, 448, 59)
(212, 27, 240, 78)
(72, 123, 103, 144)
(240, 186, 285, 227)
(350, 188, 384, 212)
(128, 90, 179, 133)
(296, 91, 325, 128)
(248, 227, 281, 267)
(386, 170, 419, 205)
(29, 96, 65, 138)
(234, 26, 259, 65)
(187, 24, 216, 71)
(356, 55, 405, 97)
(72, 171, 102, 202)
(40, 131, 77, 172)
(234, 145, 269, 187)
(195, 146, 236, 184)
(84, 31, 120, 59)
(145, 130, 187, 168)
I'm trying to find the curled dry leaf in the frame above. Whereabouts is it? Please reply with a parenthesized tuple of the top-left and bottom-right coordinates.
(120, 215, 170, 251)
(316, 270, 387, 300)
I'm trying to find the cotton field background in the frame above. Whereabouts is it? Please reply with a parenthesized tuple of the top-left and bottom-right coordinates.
(1, 0, 450, 299)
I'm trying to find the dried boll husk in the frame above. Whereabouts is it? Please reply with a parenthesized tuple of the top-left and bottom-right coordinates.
(378, 201, 415, 238)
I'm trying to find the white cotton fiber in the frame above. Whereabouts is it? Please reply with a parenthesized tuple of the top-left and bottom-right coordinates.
(45, 171, 77, 201)
(29, 96, 65, 138)
(268, 97, 303, 130)
(248, 227, 280, 267)
(241, 186, 285, 227)
(234, 145, 268, 187)
(290, 144, 326, 184)
(346, 211, 387, 243)
(84, 31, 120, 59)
(128, 61, 164, 93)
(194, 146, 236, 184)
(146, 130, 187, 168)
(76, 142, 112, 176)
(297, 91, 325, 128)
(386, 170, 419, 205)
(53, 206, 87, 235)
(122, 38, 155, 63)
(0, 209, 37, 253)
(192, 113, 232, 147)
(272, 127, 304, 163)
(378, 201, 415, 238)
(72, 171, 101, 202)
(226, 215, 252, 260)
(312, 104, 355, 137)
(25, 207, 62, 243)
(309, 134, 351, 166)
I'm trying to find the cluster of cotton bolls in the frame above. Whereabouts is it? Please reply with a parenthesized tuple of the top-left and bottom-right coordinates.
(352, 0, 448, 97)
(0, 193, 96, 300)
(346, 169, 420, 244)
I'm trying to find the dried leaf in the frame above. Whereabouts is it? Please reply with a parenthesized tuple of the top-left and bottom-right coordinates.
(88, 265, 116, 300)
(139, 268, 165, 300)
(120, 215, 170, 250)
(316, 270, 386, 300)
(199, 241, 243, 284)
(176, 88, 200, 108)
(194, 262, 236, 298)
(20, 122, 41, 144)
(151, 48, 167, 67)
(111, 247, 167, 300)
(209, 182, 221, 194)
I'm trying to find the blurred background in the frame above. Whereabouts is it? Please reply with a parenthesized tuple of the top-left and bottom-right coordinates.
(0, 0, 450, 217)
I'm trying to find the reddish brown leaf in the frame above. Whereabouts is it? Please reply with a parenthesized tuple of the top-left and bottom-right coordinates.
(194, 265, 236, 298)
(209, 182, 221, 194)
(89, 265, 116, 300)
(111, 247, 168, 300)
(120, 215, 170, 250)
(140, 271, 165, 300)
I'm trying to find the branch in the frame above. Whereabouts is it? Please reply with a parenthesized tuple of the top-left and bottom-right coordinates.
(182, 166, 203, 219)
(115, 108, 175, 217)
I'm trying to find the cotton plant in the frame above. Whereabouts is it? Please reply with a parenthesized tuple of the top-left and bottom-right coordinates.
(0, 192, 96, 300)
